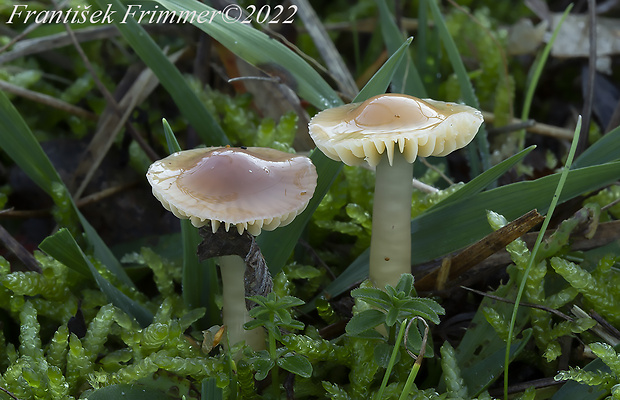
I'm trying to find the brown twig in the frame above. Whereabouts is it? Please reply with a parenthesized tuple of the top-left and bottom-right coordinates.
(0, 80, 97, 120)
(55, 12, 168, 198)
(0, 25, 119, 64)
(487, 119, 536, 135)
(426, 219, 620, 288)
(0, 180, 139, 219)
(601, 184, 620, 213)
(291, 0, 358, 99)
(54, 7, 117, 107)
(415, 210, 545, 291)
(0, 387, 22, 400)
(419, 157, 454, 185)
(0, 0, 70, 56)
(0, 224, 41, 273)
(460, 286, 573, 321)
(482, 111, 574, 140)
(488, 377, 563, 397)
(589, 310, 620, 343)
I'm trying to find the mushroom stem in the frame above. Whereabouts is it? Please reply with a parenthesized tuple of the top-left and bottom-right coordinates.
(219, 255, 265, 350)
(369, 151, 414, 289)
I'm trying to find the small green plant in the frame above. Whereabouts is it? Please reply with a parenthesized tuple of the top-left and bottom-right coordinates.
(346, 274, 444, 352)
(244, 293, 313, 397)
(485, 210, 598, 364)
(555, 342, 620, 398)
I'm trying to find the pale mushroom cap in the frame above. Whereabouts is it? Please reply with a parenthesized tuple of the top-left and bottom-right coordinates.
(308, 94, 484, 167)
(146, 147, 317, 235)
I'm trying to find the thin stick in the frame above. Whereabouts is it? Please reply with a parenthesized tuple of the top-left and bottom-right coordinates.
(0, 80, 96, 120)
(576, 0, 597, 157)
(0, 181, 139, 219)
(0, 224, 41, 273)
(0, 387, 21, 400)
(0, 0, 70, 55)
(601, 184, 620, 213)
(482, 111, 574, 141)
(461, 286, 573, 321)
(419, 157, 454, 185)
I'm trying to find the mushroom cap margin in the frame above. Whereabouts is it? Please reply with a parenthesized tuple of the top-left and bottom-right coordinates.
(308, 94, 484, 167)
(146, 147, 318, 235)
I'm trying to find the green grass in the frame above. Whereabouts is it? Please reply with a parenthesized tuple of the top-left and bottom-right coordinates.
(2, 0, 620, 399)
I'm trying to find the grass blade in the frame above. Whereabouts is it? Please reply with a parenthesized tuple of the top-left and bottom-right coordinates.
(465, 328, 532, 395)
(0, 90, 62, 194)
(201, 378, 223, 400)
(573, 124, 620, 168)
(435, 145, 535, 209)
(375, 319, 408, 400)
(411, 161, 620, 263)
(376, 0, 427, 96)
(40, 229, 153, 327)
(155, 0, 342, 110)
(78, 212, 134, 288)
(356, 37, 414, 101)
(91, 0, 229, 146)
(427, 0, 490, 175)
(518, 4, 573, 151)
(0, 89, 134, 288)
(451, 283, 530, 396)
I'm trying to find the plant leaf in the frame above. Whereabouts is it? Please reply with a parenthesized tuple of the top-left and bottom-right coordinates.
(351, 287, 392, 305)
(201, 378, 223, 400)
(427, 0, 490, 175)
(462, 329, 533, 396)
(154, 0, 341, 110)
(356, 37, 414, 101)
(376, 0, 426, 96)
(40, 229, 153, 327)
(0, 89, 133, 288)
(277, 354, 313, 378)
(573, 124, 620, 169)
(84, 384, 172, 400)
(345, 309, 386, 335)
(434, 146, 535, 209)
(0, 89, 62, 194)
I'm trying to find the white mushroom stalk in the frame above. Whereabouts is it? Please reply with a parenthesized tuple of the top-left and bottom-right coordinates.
(219, 255, 263, 350)
(147, 146, 317, 349)
(309, 94, 483, 289)
(369, 151, 414, 290)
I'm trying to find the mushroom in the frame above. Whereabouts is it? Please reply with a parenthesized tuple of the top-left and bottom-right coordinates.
(146, 146, 317, 349)
(308, 94, 483, 290)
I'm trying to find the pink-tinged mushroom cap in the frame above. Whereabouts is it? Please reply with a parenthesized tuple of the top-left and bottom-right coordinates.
(308, 94, 484, 167)
(147, 147, 317, 235)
